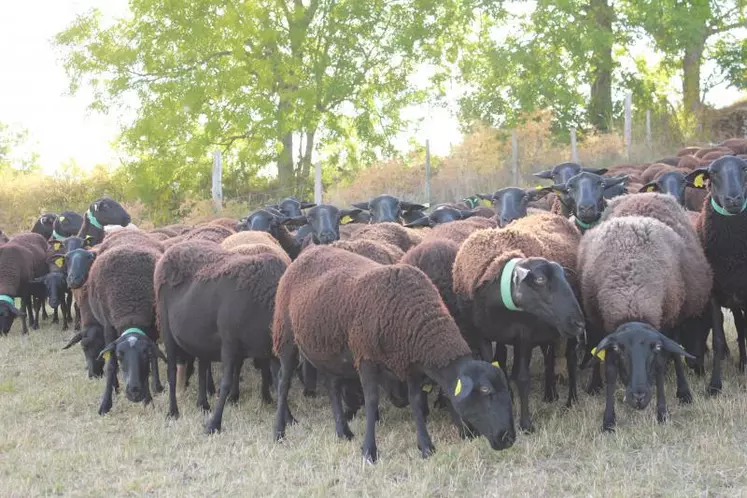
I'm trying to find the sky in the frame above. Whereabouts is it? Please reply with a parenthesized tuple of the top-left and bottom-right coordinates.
(0, 1, 744, 175)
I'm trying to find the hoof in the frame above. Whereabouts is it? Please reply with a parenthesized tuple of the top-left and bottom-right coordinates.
(98, 401, 112, 416)
(657, 411, 667, 424)
(707, 384, 722, 396)
(338, 427, 354, 440)
(303, 389, 317, 398)
(519, 421, 535, 434)
(197, 401, 210, 412)
(677, 391, 693, 404)
(602, 422, 615, 433)
(419, 443, 436, 459)
(167, 409, 180, 419)
(543, 390, 559, 403)
(205, 423, 221, 435)
(361, 445, 378, 463)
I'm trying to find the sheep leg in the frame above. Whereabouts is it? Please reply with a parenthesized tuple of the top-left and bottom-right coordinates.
(565, 337, 578, 408)
(672, 353, 693, 403)
(543, 343, 559, 403)
(708, 298, 725, 395)
(516, 342, 534, 433)
(255, 358, 273, 404)
(510, 346, 521, 381)
(166, 345, 180, 420)
(586, 363, 603, 395)
(325, 374, 354, 440)
(98, 355, 118, 416)
(655, 359, 667, 424)
(601, 355, 617, 432)
(270, 357, 280, 389)
(206, 355, 235, 434)
(407, 374, 436, 459)
(31, 296, 41, 330)
(184, 358, 195, 388)
(61, 304, 68, 331)
(228, 357, 245, 404)
(206, 363, 216, 396)
(73, 302, 81, 331)
(358, 361, 381, 463)
(274, 346, 298, 441)
(732, 307, 746, 373)
(493, 343, 507, 366)
(52, 306, 59, 325)
(302, 360, 318, 398)
(150, 350, 164, 394)
(38, 296, 48, 321)
(196, 358, 211, 412)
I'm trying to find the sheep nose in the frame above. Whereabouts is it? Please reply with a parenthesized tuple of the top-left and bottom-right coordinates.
(632, 392, 646, 407)
(724, 195, 744, 209)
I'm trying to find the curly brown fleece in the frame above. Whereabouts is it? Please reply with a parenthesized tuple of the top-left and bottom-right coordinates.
(349, 222, 421, 252)
(183, 225, 234, 244)
(0, 244, 36, 297)
(453, 212, 581, 301)
(221, 231, 280, 251)
(87, 245, 161, 338)
(97, 229, 165, 255)
(72, 280, 97, 329)
(272, 246, 471, 379)
(401, 238, 460, 317)
(600, 192, 712, 318)
(205, 218, 239, 232)
(10, 232, 49, 278)
(330, 239, 404, 264)
(421, 217, 497, 245)
(578, 216, 687, 333)
(227, 243, 292, 265)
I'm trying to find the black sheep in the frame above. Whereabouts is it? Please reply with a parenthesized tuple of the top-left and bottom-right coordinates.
(550, 172, 629, 231)
(477, 187, 553, 227)
(155, 239, 288, 433)
(404, 205, 478, 228)
(351, 194, 427, 224)
(31, 213, 57, 241)
(77, 197, 132, 246)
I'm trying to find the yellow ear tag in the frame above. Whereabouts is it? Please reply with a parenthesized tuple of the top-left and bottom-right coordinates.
(454, 378, 462, 396)
(535, 185, 544, 190)
(54, 258, 64, 268)
(491, 361, 500, 368)
(52, 242, 61, 250)
(102, 351, 111, 361)
(340, 215, 352, 225)
(693, 174, 705, 188)
(422, 383, 433, 393)
(592, 347, 606, 361)
(59, 216, 65, 222)
(646, 186, 655, 192)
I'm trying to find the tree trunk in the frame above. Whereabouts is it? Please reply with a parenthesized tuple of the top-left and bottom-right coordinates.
(277, 92, 295, 194)
(682, 36, 706, 115)
(587, 0, 614, 132)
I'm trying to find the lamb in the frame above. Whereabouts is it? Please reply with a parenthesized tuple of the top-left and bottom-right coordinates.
(62, 278, 105, 379)
(351, 194, 427, 223)
(686, 156, 747, 392)
(272, 246, 515, 462)
(155, 239, 288, 433)
(0, 233, 49, 334)
(476, 187, 552, 227)
(77, 197, 132, 246)
(31, 213, 57, 240)
(89, 245, 165, 415)
(330, 239, 404, 265)
(578, 215, 698, 430)
(348, 222, 421, 252)
(452, 212, 586, 431)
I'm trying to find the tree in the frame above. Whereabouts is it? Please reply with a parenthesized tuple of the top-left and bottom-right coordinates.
(623, 0, 747, 114)
(56, 0, 494, 199)
(458, 0, 626, 134)
(0, 122, 40, 173)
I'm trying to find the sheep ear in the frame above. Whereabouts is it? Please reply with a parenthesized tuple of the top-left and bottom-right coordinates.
(62, 333, 83, 350)
(603, 175, 629, 188)
(639, 182, 660, 193)
(401, 201, 427, 211)
(533, 169, 553, 180)
(550, 183, 568, 194)
(582, 167, 608, 175)
(97, 341, 117, 361)
(513, 264, 530, 286)
(591, 335, 616, 362)
(404, 216, 432, 228)
(280, 215, 307, 227)
(300, 202, 316, 209)
(453, 375, 474, 401)
(476, 193, 494, 201)
(685, 168, 709, 189)
(150, 343, 168, 362)
(351, 202, 370, 211)
(659, 334, 696, 359)
(526, 186, 554, 201)
(461, 210, 478, 219)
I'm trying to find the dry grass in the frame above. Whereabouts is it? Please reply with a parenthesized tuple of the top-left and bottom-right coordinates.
(3, 317, 747, 497)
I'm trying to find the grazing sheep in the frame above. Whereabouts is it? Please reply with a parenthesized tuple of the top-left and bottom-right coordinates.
(62, 279, 106, 379)
(550, 172, 629, 231)
(404, 205, 478, 228)
(351, 194, 427, 224)
(578, 216, 697, 430)
(349, 222, 421, 252)
(452, 212, 586, 431)
(31, 213, 57, 241)
(331, 239, 404, 265)
(686, 156, 747, 391)
(77, 197, 132, 246)
(89, 245, 165, 415)
(477, 187, 552, 227)
(677, 154, 703, 170)
(273, 246, 516, 462)
(421, 217, 497, 245)
(155, 240, 288, 433)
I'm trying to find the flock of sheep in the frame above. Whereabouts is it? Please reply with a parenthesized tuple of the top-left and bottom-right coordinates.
(1, 136, 746, 463)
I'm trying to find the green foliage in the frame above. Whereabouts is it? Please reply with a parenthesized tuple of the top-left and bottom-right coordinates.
(713, 37, 747, 90)
(0, 122, 40, 174)
(56, 0, 496, 202)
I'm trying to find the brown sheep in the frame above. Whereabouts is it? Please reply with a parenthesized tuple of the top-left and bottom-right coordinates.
(156, 239, 289, 433)
(677, 154, 702, 170)
(677, 146, 701, 157)
(721, 138, 747, 155)
(0, 233, 48, 334)
(694, 146, 733, 158)
(452, 212, 586, 431)
(272, 245, 516, 462)
(221, 230, 280, 251)
(348, 222, 421, 252)
(421, 217, 497, 245)
(330, 239, 404, 265)
(89, 245, 165, 415)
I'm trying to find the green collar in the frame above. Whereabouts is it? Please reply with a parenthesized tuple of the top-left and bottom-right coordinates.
(87, 209, 103, 230)
(711, 197, 747, 217)
(52, 229, 64, 241)
(574, 217, 597, 230)
(122, 328, 147, 338)
(0, 295, 15, 307)
(500, 258, 522, 311)
(463, 196, 479, 209)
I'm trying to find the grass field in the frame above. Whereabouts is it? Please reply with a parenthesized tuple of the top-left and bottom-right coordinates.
(2, 316, 747, 497)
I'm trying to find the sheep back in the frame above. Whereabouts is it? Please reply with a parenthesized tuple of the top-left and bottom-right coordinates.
(183, 225, 234, 244)
(400, 238, 460, 317)
(221, 231, 280, 251)
(349, 222, 420, 252)
(330, 239, 404, 264)
(421, 217, 497, 245)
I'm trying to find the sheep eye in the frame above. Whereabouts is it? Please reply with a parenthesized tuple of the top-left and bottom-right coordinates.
(534, 276, 546, 285)
(479, 386, 491, 394)
(612, 344, 620, 352)
(654, 343, 662, 352)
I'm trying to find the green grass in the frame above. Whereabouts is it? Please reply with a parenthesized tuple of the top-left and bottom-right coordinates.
(2, 316, 747, 497)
